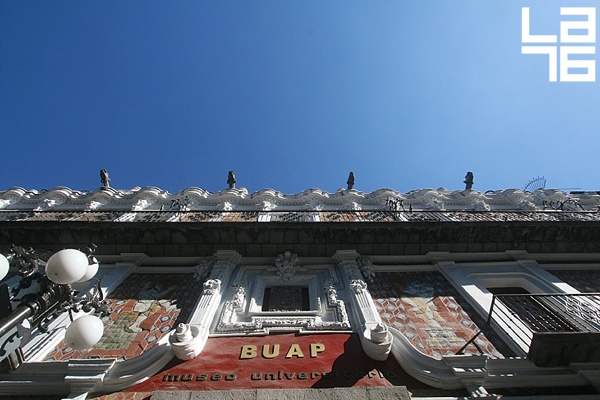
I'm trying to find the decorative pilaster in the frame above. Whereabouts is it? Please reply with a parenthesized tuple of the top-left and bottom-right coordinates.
(170, 250, 240, 360)
(333, 250, 392, 361)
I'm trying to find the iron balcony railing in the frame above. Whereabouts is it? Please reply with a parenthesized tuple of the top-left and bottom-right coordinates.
(459, 293, 600, 365)
(1, 210, 600, 223)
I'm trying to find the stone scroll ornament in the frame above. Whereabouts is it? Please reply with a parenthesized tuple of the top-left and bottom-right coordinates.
(202, 279, 221, 295)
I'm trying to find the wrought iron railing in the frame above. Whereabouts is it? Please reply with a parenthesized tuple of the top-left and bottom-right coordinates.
(1, 210, 600, 223)
(458, 293, 600, 357)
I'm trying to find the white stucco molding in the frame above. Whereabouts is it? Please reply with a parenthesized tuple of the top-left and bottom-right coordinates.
(333, 250, 393, 361)
(214, 256, 350, 334)
(182, 250, 239, 357)
(3, 186, 599, 212)
(389, 327, 594, 396)
(169, 323, 205, 360)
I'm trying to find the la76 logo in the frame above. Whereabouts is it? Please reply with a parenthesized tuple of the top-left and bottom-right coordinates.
(522, 7, 596, 82)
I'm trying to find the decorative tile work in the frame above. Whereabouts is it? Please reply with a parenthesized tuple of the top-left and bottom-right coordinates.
(44, 273, 203, 361)
(551, 270, 600, 293)
(369, 271, 513, 359)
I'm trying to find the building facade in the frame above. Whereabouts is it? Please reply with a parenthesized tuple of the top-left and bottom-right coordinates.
(1, 184, 600, 399)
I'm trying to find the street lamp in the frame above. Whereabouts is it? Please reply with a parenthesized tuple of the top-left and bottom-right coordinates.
(0, 245, 107, 370)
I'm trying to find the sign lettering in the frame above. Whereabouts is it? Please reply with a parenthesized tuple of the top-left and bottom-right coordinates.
(239, 343, 325, 360)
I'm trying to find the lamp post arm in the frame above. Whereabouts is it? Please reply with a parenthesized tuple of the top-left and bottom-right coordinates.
(0, 282, 72, 338)
(0, 304, 34, 339)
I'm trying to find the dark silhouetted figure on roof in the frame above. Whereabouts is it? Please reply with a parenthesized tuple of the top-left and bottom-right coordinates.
(347, 172, 355, 190)
(464, 172, 474, 190)
(100, 169, 110, 188)
(227, 171, 236, 189)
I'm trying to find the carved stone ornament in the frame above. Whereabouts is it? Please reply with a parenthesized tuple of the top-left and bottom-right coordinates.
(357, 256, 376, 282)
(202, 279, 221, 295)
(350, 279, 368, 294)
(217, 273, 351, 334)
(232, 286, 246, 310)
(4, 185, 600, 214)
(323, 280, 350, 329)
(193, 256, 217, 282)
(275, 251, 303, 282)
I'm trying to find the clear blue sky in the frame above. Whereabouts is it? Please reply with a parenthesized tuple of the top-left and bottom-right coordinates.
(1, 1, 599, 194)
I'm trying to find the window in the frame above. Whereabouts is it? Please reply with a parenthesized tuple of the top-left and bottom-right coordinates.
(262, 286, 310, 312)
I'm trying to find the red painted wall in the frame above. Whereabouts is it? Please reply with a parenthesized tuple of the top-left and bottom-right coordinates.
(127, 333, 426, 391)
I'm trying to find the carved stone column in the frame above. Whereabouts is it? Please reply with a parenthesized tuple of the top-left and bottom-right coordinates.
(171, 250, 240, 360)
(334, 250, 392, 361)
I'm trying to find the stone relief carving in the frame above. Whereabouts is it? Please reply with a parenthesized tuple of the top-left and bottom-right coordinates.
(357, 256, 376, 283)
(193, 256, 217, 282)
(323, 280, 350, 329)
(232, 286, 246, 310)
(275, 251, 306, 282)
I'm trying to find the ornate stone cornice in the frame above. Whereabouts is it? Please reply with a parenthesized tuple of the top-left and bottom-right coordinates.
(2, 186, 599, 212)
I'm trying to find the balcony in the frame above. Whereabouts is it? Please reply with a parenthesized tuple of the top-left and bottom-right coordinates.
(487, 293, 600, 367)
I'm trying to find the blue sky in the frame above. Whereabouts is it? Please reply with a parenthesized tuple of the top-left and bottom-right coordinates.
(1, 1, 599, 194)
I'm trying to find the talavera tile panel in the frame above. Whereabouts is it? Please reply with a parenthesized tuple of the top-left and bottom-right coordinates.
(369, 271, 513, 359)
(44, 273, 204, 361)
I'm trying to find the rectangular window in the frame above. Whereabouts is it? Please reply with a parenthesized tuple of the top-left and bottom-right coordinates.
(262, 286, 310, 312)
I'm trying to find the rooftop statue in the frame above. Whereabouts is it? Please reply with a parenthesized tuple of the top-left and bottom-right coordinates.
(227, 171, 236, 189)
(347, 172, 355, 190)
(100, 169, 110, 188)
(464, 171, 474, 190)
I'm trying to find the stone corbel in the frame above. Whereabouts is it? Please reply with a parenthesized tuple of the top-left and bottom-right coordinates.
(362, 323, 393, 361)
(169, 323, 207, 361)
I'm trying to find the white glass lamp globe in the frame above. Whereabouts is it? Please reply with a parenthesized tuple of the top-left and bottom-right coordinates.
(45, 249, 89, 284)
(77, 257, 99, 283)
(64, 315, 104, 350)
(0, 253, 9, 281)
